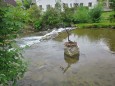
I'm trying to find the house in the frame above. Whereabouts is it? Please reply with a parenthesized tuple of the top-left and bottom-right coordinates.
(3, 0, 17, 6)
(36, 0, 98, 11)
(32, 0, 36, 4)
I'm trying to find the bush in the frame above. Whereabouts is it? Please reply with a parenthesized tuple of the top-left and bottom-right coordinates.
(62, 7, 76, 26)
(22, 0, 32, 9)
(73, 6, 90, 23)
(109, 13, 115, 22)
(27, 5, 42, 29)
(0, 5, 27, 86)
(41, 7, 62, 29)
(76, 23, 115, 28)
(110, 0, 115, 11)
(89, 4, 102, 23)
(34, 20, 42, 30)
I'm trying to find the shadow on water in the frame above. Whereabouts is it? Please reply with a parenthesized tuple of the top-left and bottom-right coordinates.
(60, 54, 79, 73)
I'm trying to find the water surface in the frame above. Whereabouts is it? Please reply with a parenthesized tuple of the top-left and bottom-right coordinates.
(18, 28, 115, 86)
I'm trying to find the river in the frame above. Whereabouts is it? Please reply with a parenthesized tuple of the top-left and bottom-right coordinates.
(17, 28, 115, 86)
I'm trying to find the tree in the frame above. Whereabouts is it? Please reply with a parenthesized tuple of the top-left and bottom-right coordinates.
(89, 4, 103, 23)
(73, 7, 89, 23)
(110, 0, 115, 11)
(41, 7, 62, 29)
(27, 5, 42, 30)
(0, 3, 27, 86)
(21, 0, 32, 9)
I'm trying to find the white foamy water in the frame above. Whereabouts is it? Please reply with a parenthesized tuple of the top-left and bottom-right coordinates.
(16, 27, 75, 48)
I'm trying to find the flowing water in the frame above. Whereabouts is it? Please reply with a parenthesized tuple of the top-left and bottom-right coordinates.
(17, 28, 115, 86)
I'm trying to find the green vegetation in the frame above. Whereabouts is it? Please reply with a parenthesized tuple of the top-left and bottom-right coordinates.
(27, 5, 42, 30)
(22, 0, 32, 9)
(41, 7, 62, 29)
(0, 1, 27, 86)
(89, 4, 102, 23)
(75, 23, 115, 28)
(110, 0, 115, 11)
(73, 7, 89, 23)
(14, 1, 115, 30)
(0, 0, 115, 85)
(76, 10, 115, 28)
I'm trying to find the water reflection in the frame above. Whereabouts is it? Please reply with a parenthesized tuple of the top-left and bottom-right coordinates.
(60, 54, 79, 73)
(54, 29, 115, 52)
(72, 29, 115, 52)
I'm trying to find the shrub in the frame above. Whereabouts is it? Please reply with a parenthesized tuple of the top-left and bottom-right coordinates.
(89, 4, 102, 23)
(110, 0, 115, 11)
(27, 5, 42, 29)
(109, 13, 115, 22)
(41, 7, 62, 29)
(22, 0, 32, 9)
(73, 6, 90, 23)
(0, 5, 27, 86)
(62, 7, 76, 25)
(34, 20, 42, 30)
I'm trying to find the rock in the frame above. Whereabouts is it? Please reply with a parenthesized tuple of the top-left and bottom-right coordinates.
(64, 42, 79, 57)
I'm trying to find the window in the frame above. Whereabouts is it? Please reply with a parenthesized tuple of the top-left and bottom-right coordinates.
(74, 3, 78, 7)
(46, 5, 51, 9)
(39, 5, 42, 10)
(80, 3, 83, 6)
(88, 2, 92, 7)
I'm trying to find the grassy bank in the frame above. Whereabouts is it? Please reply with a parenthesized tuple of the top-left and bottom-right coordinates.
(75, 23, 115, 29)
(75, 11, 115, 29)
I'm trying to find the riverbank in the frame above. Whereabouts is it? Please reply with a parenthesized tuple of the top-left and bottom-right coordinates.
(75, 23, 115, 29)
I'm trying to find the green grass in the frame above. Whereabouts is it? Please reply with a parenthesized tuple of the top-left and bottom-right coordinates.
(75, 11, 115, 28)
(75, 23, 115, 28)
(100, 11, 114, 23)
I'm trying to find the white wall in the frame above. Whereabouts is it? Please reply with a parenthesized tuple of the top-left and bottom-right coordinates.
(36, 0, 98, 11)
(76, 0, 98, 7)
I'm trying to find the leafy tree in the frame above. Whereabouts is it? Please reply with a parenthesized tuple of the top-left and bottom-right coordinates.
(110, 0, 115, 11)
(62, 6, 76, 26)
(21, 0, 32, 9)
(27, 5, 42, 30)
(0, 4, 27, 86)
(42, 7, 62, 29)
(73, 7, 90, 23)
(89, 4, 103, 23)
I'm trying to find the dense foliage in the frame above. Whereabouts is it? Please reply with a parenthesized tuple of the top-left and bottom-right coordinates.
(109, 0, 115, 22)
(22, 0, 32, 9)
(73, 7, 89, 23)
(27, 5, 42, 30)
(0, 3, 27, 86)
(41, 7, 62, 29)
(110, 0, 115, 11)
(28, 4, 103, 29)
(15, 0, 115, 31)
(62, 6, 76, 26)
(89, 4, 102, 23)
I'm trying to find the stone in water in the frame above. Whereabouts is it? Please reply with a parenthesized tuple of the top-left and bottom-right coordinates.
(64, 41, 79, 57)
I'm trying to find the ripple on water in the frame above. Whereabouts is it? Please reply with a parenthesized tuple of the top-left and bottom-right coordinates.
(18, 28, 115, 86)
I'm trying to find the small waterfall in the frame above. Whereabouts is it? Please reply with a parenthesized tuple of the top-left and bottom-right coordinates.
(16, 27, 75, 48)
